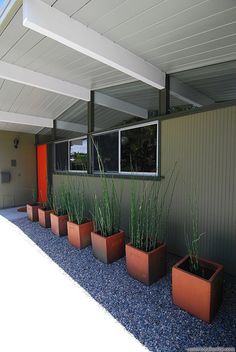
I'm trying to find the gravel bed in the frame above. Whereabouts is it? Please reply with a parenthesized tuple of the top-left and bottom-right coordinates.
(13, 218, 236, 352)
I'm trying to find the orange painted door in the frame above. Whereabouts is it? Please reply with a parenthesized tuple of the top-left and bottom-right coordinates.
(37, 144, 48, 203)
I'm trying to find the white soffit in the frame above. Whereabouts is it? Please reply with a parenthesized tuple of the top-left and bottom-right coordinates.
(0, 79, 77, 119)
(51, 0, 236, 74)
(22, 0, 165, 90)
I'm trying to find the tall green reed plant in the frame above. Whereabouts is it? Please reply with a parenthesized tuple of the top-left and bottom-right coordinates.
(30, 186, 38, 205)
(92, 139, 123, 237)
(130, 164, 177, 252)
(184, 194, 205, 274)
(65, 178, 88, 225)
(41, 188, 53, 210)
(52, 183, 68, 216)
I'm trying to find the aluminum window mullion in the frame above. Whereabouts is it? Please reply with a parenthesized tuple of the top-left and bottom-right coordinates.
(118, 130, 121, 173)
(68, 141, 70, 172)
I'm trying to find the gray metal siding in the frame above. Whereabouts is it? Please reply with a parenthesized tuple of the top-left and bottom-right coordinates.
(162, 105, 236, 275)
(53, 105, 236, 275)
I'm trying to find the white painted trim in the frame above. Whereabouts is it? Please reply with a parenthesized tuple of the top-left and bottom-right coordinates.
(0, 110, 53, 128)
(118, 130, 121, 174)
(92, 128, 119, 137)
(170, 76, 214, 107)
(119, 120, 158, 132)
(0, 61, 90, 101)
(94, 92, 148, 119)
(23, 0, 165, 90)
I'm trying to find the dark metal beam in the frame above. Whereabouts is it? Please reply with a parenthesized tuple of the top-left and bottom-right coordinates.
(159, 74, 170, 116)
(87, 91, 95, 174)
(52, 119, 57, 141)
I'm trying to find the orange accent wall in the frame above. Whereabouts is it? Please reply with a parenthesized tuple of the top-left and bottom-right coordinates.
(37, 144, 47, 203)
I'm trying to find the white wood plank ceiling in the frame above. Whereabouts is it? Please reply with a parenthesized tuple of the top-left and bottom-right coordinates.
(49, 0, 236, 73)
(2, 0, 236, 86)
(0, 0, 236, 134)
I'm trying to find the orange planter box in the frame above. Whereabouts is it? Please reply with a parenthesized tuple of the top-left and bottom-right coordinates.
(172, 255, 223, 322)
(126, 242, 167, 285)
(38, 208, 54, 228)
(67, 221, 93, 249)
(91, 230, 125, 264)
(50, 213, 68, 236)
(27, 204, 41, 222)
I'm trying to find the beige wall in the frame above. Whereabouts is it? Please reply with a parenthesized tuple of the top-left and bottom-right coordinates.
(0, 131, 36, 208)
(53, 105, 236, 275)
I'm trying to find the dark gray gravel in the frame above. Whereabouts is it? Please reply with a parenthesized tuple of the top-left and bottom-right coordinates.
(13, 218, 236, 352)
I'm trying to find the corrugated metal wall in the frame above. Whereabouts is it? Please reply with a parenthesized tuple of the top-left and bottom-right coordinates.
(162, 105, 236, 275)
(53, 105, 236, 275)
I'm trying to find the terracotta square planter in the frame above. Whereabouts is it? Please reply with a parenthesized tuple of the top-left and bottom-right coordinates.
(67, 221, 93, 249)
(126, 242, 167, 285)
(91, 230, 125, 264)
(50, 213, 68, 236)
(38, 208, 54, 228)
(172, 255, 224, 322)
(27, 204, 41, 222)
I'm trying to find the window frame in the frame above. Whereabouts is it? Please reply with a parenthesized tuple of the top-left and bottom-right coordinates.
(68, 135, 88, 174)
(119, 121, 159, 176)
(54, 140, 69, 173)
(92, 121, 159, 176)
(53, 120, 160, 177)
(92, 128, 119, 174)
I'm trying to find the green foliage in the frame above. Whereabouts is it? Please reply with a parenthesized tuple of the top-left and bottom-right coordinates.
(92, 139, 123, 237)
(42, 188, 53, 210)
(184, 195, 206, 273)
(64, 179, 88, 225)
(52, 183, 68, 216)
(129, 164, 177, 252)
(31, 186, 38, 205)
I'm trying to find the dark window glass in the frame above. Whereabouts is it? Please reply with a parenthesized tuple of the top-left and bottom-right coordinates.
(69, 138, 87, 171)
(55, 142, 68, 171)
(121, 124, 157, 173)
(93, 132, 118, 172)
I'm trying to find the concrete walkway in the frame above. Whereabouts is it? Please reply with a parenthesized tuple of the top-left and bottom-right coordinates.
(0, 210, 147, 352)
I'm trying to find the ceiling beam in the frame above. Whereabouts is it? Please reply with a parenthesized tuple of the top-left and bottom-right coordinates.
(0, 111, 53, 128)
(170, 77, 214, 107)
(0, 61, 90, 101)
(56, 120, 87, 134)
(0, 110, 93, 134)
(23, 0, 165, 90)
(94, 92, 148, 119)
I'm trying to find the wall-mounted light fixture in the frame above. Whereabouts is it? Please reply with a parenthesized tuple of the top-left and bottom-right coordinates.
(13, 136, 20, 149)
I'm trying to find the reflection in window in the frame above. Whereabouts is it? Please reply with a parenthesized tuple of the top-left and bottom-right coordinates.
(55, 142, 68, 171)
(121, 124, 157, 173)
(70, 138, 87, 171)
(93, 132, 118, 172)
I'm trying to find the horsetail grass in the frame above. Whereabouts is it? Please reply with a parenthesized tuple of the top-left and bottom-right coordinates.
(92, 138, 123, 237)
(184, 194, 206, 274)
(130, 164, 177, 252)
(64, 178, 88, 225)
(52, 183, 68, 216)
